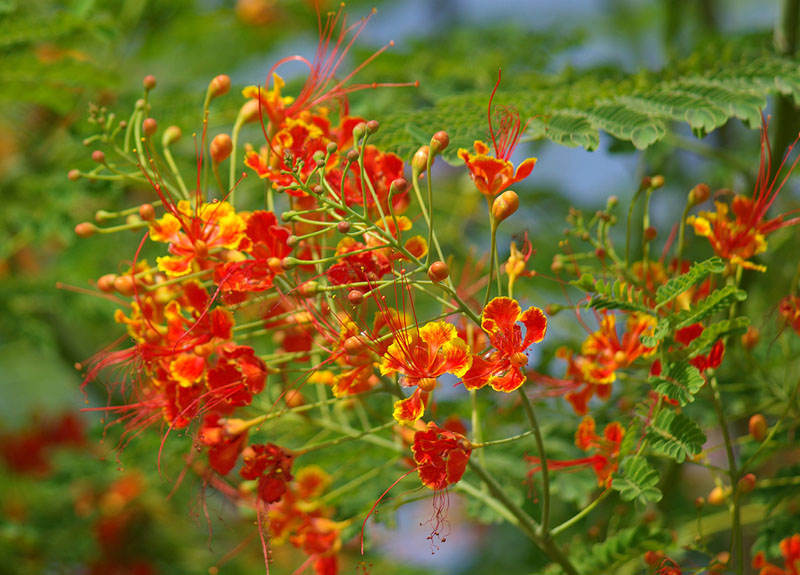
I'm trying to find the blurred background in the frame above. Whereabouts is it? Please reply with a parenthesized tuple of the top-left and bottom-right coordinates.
(1, 0, 798, 573)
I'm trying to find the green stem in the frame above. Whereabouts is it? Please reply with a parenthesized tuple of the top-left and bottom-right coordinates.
(295, 421, 395, 455)
(518, 388, 551, 534)
(551, 489, 611, 536)
(469, 428, 536, 449)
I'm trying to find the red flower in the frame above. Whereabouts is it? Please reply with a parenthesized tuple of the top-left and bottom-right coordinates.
(687, 116, 800, 271)
(462, 296, 547, 392)
(458, 70, 536, 198)
(753, 533, 800, 575)
(199, 413, 248, 475)
(240, 443, 294, 504)
(779, 294, 800, 336)
(411, 422, 472, 490)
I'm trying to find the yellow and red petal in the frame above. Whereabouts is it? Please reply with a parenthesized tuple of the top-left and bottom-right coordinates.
(419, 321, 458, 354)
(575, 416, 597, 450)
(403, 235, 428, 259)
(512, 157, 537, 184)
(520, 305, 547, 348)
(157, 254, 193, 277)
(380, 340, 408, 377)
(473, 140, 490, 155)
(294, 465, 331, 499)
(170, 354, 206, 388)
(441, 338, 472, 377)
(149, 213, 182, 244)
(482, 296, 522, 336)
(392, 389, 425, 426)
(486, 364, 526, 393)
(461, 354, 498, 391)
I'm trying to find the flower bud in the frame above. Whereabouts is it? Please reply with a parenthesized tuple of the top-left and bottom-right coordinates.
(326, 142, 338, 154)
(707, 485, 726, 506)
(267, 257, 283, 275)
(430, 131, 449, 156)
(126, 214, 142, 228)
(286, 235, 299, 248)
(280, 257, 299, 270)
(748, 414, 767, 442)
(650, 174, 665, 188)
(644, 551, 664, 566)
(210, 133, 233, 164)
(162, 125, 182, 147)
(344, 336, 365, 355)
(492, 190, 519, 224)
(337, 221, 351, 233)
(390, 178, 408, 195)
(239, 99, 261, 124)
(284, 389, 305, 408)
(142, 118, 158, 137)
(143, 75, 157, 91)
(91, 150, 105, 164)
(138, 203, 155, 221)
(297, 281, 320, 298)
(113, 274, 135, 296)
(75, 222, 97, 238)
(347, 290, 364, 305)
(97, 274, 117, 293)
(689, 183, 711, 206)
(607, 195, 618, 208)
(694, 497, 705, 509)
(741, 325, 759, 350)
(737, 473, 756, 494)
(427, 261, 449, 283)
(644, 226, 657, 241)
(366, 120, 379, 135)
(352, 122, 366, 141)
(208, 74, 231, 99)
(94, 210, 113, 223)
(67, 169, 81, 181)
(346, 149, 359, 164)
(412, 145, 431, 179)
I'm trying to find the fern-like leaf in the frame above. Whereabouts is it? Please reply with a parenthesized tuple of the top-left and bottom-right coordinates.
(654, 257, 725, 309)
(686, 317, 750, 358)
(612, 457, 663, 505)
(673, 285, 747, 329)
(646, 411, 706, 463)
(648, 361, 705, 406)
(574, 525, 672, 575)
(573, 274, 654, 314)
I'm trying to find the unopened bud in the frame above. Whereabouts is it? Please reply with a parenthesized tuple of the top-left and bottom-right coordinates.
(689, 183, 711, 207)
(94, 210, 113, 223)
(347, 290, 364, 305)
(210, 133, 233, 164)
(366, 120, 379, 135)
(644, 551, 664, 567)
(209, 74, 231, 99)
(97, 274, 117, 292)
(492, 190, 519, 224)
(390, 178, 408, 195)
(748, 414, 767, 442)
(344, 336, 365, 355)
(286, 235, 299, 248)
(741, 325, 759, 350)
(75, 222, 97, 238)
(142, 118, 158, 137)
(67, 169, 81, 181)
(297, 281, 320, 298)
(326, 142, 337, 154)
(694, 497, 705, 509)
(650, 175, 665, 188)
(267, 257, 283, 275)
(644, 226, 657, 241)
(708, 485, 726, 506)
(284, 390, 305, 408)
(162, 125, 182, 147)
(337, 221, 351, 233)
(280, 257, 299, 270)
(427, 261, 449, 283)
(143, 75, 157, 91)
(738, 473, 756, 494)
(595, 247, 606, 260)
(239, 99, 261, 124)
(550, 256, 564, 273)
(138, 204, 155, 221)
(113, 274, 135, 296)
(310, 184, 323, 195)
(412, 145, 431, 179)
(352, 122, 367, 141)
(346, 149, 359, 164)
(607, 195, 618, 208)
(430, 131, 450, 156)
(91, 150, 105, 164)
(125, 214, 142, 228)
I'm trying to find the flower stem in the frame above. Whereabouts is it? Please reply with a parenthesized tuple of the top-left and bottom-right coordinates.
(518, 388, 551, 534)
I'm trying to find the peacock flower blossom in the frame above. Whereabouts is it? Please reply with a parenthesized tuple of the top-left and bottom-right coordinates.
(240, 443, 295, 504)
(462, 296, 547, 392)
(380, 321, 472, 426)
(148, 200, 246, 277)
(527, 415, 624, 488)
(411, 422, 472, 490)
(687, 117, 800, 272)
(779, 294, 800, 336)
(579, 312, 657, 384)
(752, 533, 800, 575)
(458, 70, 536, 198)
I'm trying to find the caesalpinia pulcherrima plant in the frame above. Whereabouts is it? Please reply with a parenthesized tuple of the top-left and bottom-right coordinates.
(64, 3, 800, 574)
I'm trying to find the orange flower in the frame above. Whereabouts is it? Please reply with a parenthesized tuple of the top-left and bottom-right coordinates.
(753, 533, 800, 575)
(687, 117, 800, 271)
(779, 294, 800, 336)
(411, 422, 472, 490)
(458, 70, 536, 197)
(579, 312, 657, 384)
(527, 415, 624, 488)
(380, 321, 472, 425)
(462, 296, 547, 392)
(148, 200, 246, 277)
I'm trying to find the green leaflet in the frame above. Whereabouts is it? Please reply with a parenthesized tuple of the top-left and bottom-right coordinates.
(572, 274, 654, 314)
(654, 257, 725, 310)
(612, 456, 663, 505)
(573, 525, 672, 575)
(673, 285, 747, 329)
(648, 361, 705, 406)
(373, 44, 800, 159)
(646, 410, 706, 463)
